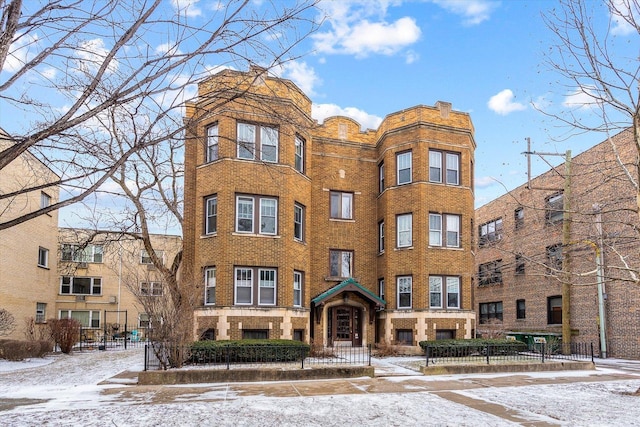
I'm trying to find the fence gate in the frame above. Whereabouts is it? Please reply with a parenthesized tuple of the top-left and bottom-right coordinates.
(103, 310, 129, 349)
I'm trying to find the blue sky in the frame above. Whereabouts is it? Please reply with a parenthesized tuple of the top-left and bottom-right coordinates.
(274, 0, 636, 207)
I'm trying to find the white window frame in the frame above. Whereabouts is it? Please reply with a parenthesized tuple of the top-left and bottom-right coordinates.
(205, 196, 217, 234)
(140, 281, 163, 296)
(294, 135, 305, 173)
(237, 122, 256, 159)
(260, 198, 277, 235)
(206, 124, 219, 162)
(61, 244, 104, 263)
(429, 276, 443, 308)
(379, 162, 384, 193)
(59, 310, 100, 328)
(397, 276, 412, 309)
(330, 250, 353, 278)
(205, 267, 216, 305)
(396, 213, 412, 248)
(294, 203, 304, 241)
(258, 268, 277, 305)
(237, 122, 279, 162)
(38, 247, 49, 268)
(36, 302, 46, 323)
(429, 213, 461, 248)
(60, 276, 102, 295)
(236, 195, 278, 235)
(330, 191, 353, 220)
(430, 150, 460, 185)
(378, 278, 385, 301)
(396, 151, 412, 185)
(260, 126, 278, 163)
(378, 220, 385, 253)
(446, 152, 460, 185)
(140, 249, 164, 265)
(446, 277, 460, 309)
(236, 196, 254, 233)
(234, 267, 253, 305)
(429, 150, 442, 182)
(40, 191, 51, 208)
(293, 271, 303, 307)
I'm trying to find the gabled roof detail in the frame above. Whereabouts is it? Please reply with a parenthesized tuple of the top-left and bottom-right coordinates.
(311, 278, 386, 308)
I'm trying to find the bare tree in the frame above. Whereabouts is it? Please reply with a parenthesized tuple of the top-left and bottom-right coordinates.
(541, 0, 640, 211)
(0, 0, 319, 230)
(0, 308, 16, 336)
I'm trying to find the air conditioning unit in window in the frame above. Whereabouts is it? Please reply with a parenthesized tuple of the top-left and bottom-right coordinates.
(75, 295, 86, 302)
(108, 295, 117, 304)
(77, 262, 88, 269)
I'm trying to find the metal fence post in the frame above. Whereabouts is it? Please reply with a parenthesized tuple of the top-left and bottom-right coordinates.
(225, 346, 230, 370)
(144, 344, 148, 371)
(486, 344, 490, 365)
(301, 347, 305, 369)
(368, 344, 371, 366)
(591, 342, 594, 363)
(425, 345, 430, 367)
(542, 343, 545, 363)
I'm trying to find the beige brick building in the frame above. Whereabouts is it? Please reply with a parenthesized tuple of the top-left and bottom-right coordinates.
(475, 129, 640, 358)
(183, 67, 476, 347)
(56, 228, 182, 340)
(0, 128, 59, 339)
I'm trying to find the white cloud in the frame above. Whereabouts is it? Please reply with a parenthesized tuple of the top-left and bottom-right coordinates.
(562, 87, 603, 110)
(76, 38, 118, 74)
(155, 42, 183, 56)
(475, 175, 499, 188)
(610, 0, 639, 35)
(488, 89, 527, 115)
(339, 17, 422, 57)
(429, 0, 498, 25)
(5, 32, 39, 72)
(312, 103, 383, 130)
(276, 61, 322, 96)
(170, 0, 202, 17)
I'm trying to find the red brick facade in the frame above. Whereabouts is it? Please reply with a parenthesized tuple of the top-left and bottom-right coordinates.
(183, 67, 476, 347)
(475, 129, 640, 358)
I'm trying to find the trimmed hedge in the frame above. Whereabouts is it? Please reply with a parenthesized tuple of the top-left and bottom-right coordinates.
(0, 340, 53, 361)
(419, 338, 528, 357)
(189, 339, 311, 365)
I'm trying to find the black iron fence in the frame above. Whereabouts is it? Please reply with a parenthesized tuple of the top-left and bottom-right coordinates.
(75, 325, 148, 351)
(424, 342, 594, 367)
(144, 343, 372, 371)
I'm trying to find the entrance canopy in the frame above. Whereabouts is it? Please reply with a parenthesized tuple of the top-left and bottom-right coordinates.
(312, 278, 386, 324)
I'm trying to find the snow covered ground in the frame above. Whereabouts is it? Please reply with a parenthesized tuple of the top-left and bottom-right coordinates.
(1, 349, 640, 426)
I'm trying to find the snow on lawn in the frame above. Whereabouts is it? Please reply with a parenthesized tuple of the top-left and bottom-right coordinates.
(2, 350, 640, 426)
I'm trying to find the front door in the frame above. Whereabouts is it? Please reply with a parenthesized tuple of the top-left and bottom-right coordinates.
(331, 305, 362, 346)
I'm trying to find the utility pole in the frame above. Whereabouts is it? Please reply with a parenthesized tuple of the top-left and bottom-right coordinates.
(523, 139, 572, 350)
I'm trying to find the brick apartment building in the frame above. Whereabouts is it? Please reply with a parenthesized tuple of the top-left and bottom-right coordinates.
(0, 128, 60, 340)
(475, 128, 640, 358)
(183, 66, 477, 347)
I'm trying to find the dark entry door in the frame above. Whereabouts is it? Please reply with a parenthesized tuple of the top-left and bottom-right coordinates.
(332, 305, 362, 346)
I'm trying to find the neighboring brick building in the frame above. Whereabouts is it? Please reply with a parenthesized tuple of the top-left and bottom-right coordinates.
(475, 128, 640, 358)
(56, 228, 182, 340)
(0, 128, 60, 340)
(183, 67, 476, 347)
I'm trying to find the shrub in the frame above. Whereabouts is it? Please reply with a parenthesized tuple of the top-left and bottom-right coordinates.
(419, 338, 528, 357)
(48, 318, 81, 354)
(0, 339, 52, 361)
(189, 339, 310, 365)
(0, 309, 16, 337)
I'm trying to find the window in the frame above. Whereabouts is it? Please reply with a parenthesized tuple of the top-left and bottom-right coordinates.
(378, 162, 384, 193)
(396, 329, 413, 345)
(139, 313, 150, 329)
(60, 276, 102, 295)
(205, 196, 217, 234)
(243, 329, 269, 340)
(38, 247, 49, 268)
(200, 329, 216, 340)
(294, 203, 305, 241)
(234, 267, 277, 306)
(396, 213, 412, 248)
(378, 278, 385, 301)
(479, 302, 503, 324)
(429, 213, 461, 247)
(140, 249, 163, 265)
(436, 330, 455, 340)
(397, 276, 412, 309)
(259, 269, 276, 305)
(60, 310, 100, 328)
(61, 244, 104, 263)
(378, 220, 385, 253)
(330, 250, 353, 278)
(40, 192, 51, 208)
(330, 191, 353, 220)
(396, 151, 412, 185)
(236, 195, 278, 235)
(515, 254, 525, 275)
(479, 260, 502, 286)
(514, 207, 524, 229)
(546, 192, 564, 224)
(430, 150, 460, 185)
(237, 122, 279, 162)
(547, 296, 562, 324)
(479, 218, 503, 246)
(235, 267, 253, 305)
(206, 124, 218, 162)
(295, 135, 305, 173)
(429, 276, 461, 309)
(293, 271, 303, 307)
(205, 267, 216, 305)
(140, 281, 162, 296)
(516, 299, 526, 319)
(293, 329, 304, 341)
(547, 244, 563, 272)
(36, 303, 46, 323)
